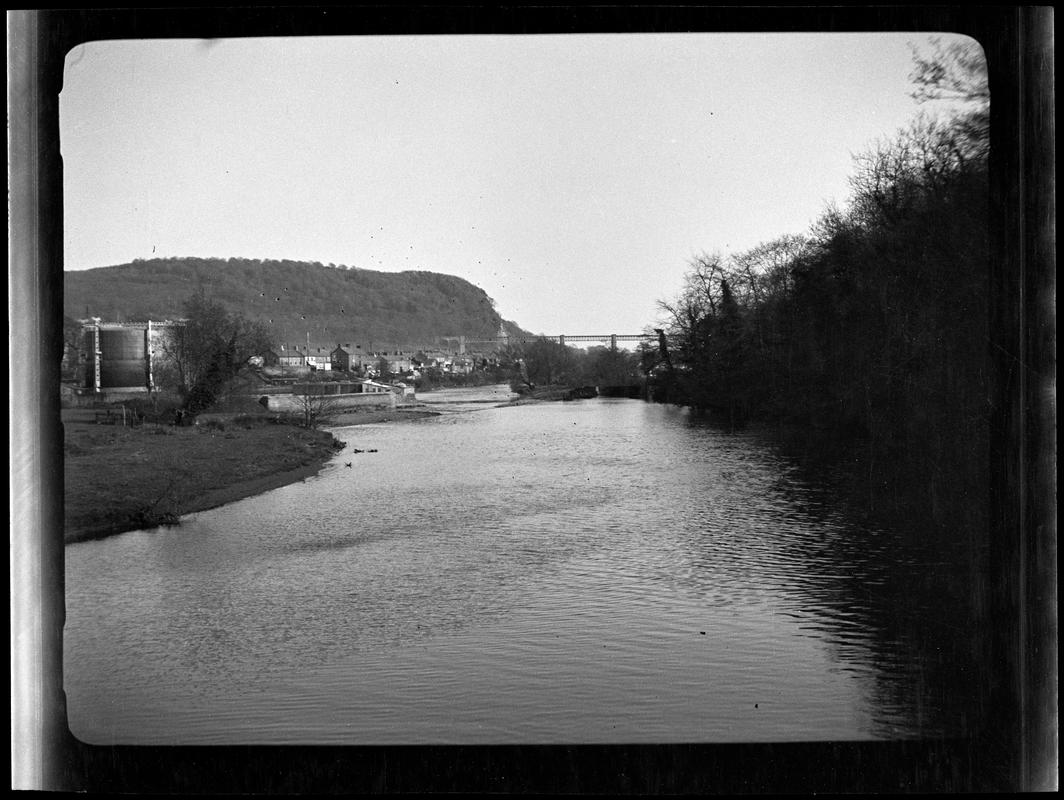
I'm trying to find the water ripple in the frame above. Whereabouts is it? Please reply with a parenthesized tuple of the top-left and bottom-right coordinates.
(65, 392, 969, 744)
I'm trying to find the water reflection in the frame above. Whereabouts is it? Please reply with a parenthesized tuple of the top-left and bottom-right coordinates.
(64, 391, 980, 744)
(679, 414, 985, 739)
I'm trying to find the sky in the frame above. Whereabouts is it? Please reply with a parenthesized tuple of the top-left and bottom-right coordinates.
(60, 33, 977, 336)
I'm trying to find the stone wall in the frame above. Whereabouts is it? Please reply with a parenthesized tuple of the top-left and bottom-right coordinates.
(259, 391, 396, 413)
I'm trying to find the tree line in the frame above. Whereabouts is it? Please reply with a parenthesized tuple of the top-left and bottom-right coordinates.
(496, 339, 645, 395)
(650, 40, 990, 529)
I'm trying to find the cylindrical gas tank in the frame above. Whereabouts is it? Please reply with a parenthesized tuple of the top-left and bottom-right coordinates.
(98, 327, 148, 388)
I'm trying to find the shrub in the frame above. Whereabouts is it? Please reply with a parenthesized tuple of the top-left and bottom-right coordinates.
(184, 384, 217, 414)
(121, 395, 183, 424)
(232, 414, 270, 429)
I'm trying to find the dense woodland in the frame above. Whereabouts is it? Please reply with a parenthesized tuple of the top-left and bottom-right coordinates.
(650, 40, 990, 531)
(64, 257, 530, 347)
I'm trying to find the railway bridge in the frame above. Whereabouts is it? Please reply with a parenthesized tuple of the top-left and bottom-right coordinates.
(450, 332, 666, 353)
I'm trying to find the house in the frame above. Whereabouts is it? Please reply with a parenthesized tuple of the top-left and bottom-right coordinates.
(331, 345, 364, 372)
(373, 351, 413, 374)
(305, 353, 332, 371)
(450, 357, 475, 375)
(277, 350, 306, 368)
(275, 342, 340, 371)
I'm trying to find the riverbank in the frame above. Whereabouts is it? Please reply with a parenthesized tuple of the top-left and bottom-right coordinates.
(63, 403, 456, 544)
(62, 410, 345, 544)
(64, 387, 581, 544)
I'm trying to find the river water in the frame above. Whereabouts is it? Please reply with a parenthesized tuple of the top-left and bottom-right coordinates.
(64, 385, 979, 744)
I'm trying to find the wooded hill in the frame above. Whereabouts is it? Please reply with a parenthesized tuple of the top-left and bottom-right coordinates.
(64, 257, 532, 348)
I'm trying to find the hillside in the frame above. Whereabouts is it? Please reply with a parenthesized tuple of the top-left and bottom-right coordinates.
(64, 257, 532, 349)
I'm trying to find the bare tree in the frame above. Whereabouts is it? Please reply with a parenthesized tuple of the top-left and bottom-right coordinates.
(292, 381, 343, 429)
(522, 338, 577, 388)
(908, 37, 989, 105)
(730, 235, 809, 306)
(157, 290, 274, 410)
(62, 315, 84, 382)
(908, 37, 989, 162)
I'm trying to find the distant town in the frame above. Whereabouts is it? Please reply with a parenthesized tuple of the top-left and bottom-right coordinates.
(61, 316, 523, 416)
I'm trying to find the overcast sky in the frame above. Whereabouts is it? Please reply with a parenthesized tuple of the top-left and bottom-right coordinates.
(60, 33, 975, 335)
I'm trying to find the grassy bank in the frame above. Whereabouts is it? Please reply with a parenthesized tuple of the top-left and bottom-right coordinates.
(63, 409, 346, 544)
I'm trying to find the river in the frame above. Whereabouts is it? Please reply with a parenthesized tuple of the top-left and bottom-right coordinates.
(64, 385, 979, 744)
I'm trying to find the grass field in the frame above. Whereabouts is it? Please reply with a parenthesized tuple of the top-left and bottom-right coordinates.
(63, 409, 344, 544)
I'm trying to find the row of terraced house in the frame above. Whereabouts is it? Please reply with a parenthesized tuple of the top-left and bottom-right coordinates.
(261, 344, 489, 379)
(62, 319, 495, 406)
